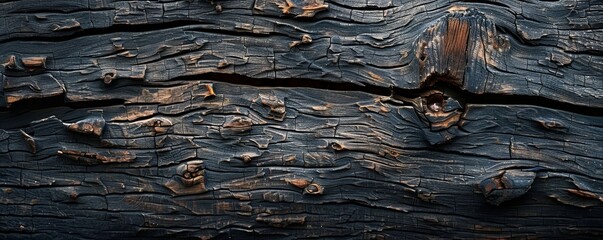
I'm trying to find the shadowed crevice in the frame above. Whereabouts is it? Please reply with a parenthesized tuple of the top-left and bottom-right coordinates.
(1, 73, 601, 117)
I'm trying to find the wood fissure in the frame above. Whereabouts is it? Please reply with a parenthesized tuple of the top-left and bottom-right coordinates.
(3, 73, 600, 117)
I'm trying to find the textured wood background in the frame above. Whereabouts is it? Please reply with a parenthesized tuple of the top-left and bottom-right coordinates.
(0, 0, 602, 239)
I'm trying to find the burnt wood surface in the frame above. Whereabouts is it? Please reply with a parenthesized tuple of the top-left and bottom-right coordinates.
(1, 0, 602, 239)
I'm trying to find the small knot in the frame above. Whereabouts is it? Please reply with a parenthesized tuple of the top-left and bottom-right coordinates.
(331, 142, 344, 151)
(164, 160, 207, 196)
(102, 71, 117, 84)
(304, 183, 324, 195)
(425, 93, 444, 113)
(241, 154, 252, 163)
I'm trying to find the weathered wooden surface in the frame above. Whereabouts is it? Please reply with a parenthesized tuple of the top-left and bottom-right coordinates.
(1, 0, 602, 239)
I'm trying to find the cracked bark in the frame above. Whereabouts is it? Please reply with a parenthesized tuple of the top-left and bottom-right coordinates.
(1, 0, 602, 239)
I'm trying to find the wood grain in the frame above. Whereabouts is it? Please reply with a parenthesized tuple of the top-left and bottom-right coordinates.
(0, 0, 602, 239)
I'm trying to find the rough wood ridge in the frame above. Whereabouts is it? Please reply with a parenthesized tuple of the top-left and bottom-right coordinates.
(0, 0, 602, 239)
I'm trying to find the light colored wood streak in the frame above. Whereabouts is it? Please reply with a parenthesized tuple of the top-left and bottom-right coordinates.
(443, 17, 470, 80)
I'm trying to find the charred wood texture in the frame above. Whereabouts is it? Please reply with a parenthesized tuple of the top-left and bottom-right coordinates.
(1, 0, 602, 239)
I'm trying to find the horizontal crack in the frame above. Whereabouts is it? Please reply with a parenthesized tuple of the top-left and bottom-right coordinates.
(174, 73, 393, 96)
(397, 81, 603, 116)
(0, 93, 125, 112)
(327, 1, 399, 11)
(1, 73, 601, 117)
(178, 73, 603, 117)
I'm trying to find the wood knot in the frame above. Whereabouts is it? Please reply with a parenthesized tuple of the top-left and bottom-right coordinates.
(478, 170, 536, 206)
(410, 90, 464, 145)
(416, 9, 505, 93)
(164, 160, 207, 196)
(426, 93, 444, 113)
(179, 161, 205, 186)
(241, 154, 253, 163)
(537, 118, 566, 132)
(102, 70, 117, 84)
(304, 183, 324, 195)
(331, 142, 345, 151)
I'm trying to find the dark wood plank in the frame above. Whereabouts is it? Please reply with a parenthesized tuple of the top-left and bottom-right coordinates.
(1, 0, 602, 239)
(0, 0, 601, 107)
(1, 81, 602, 238)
